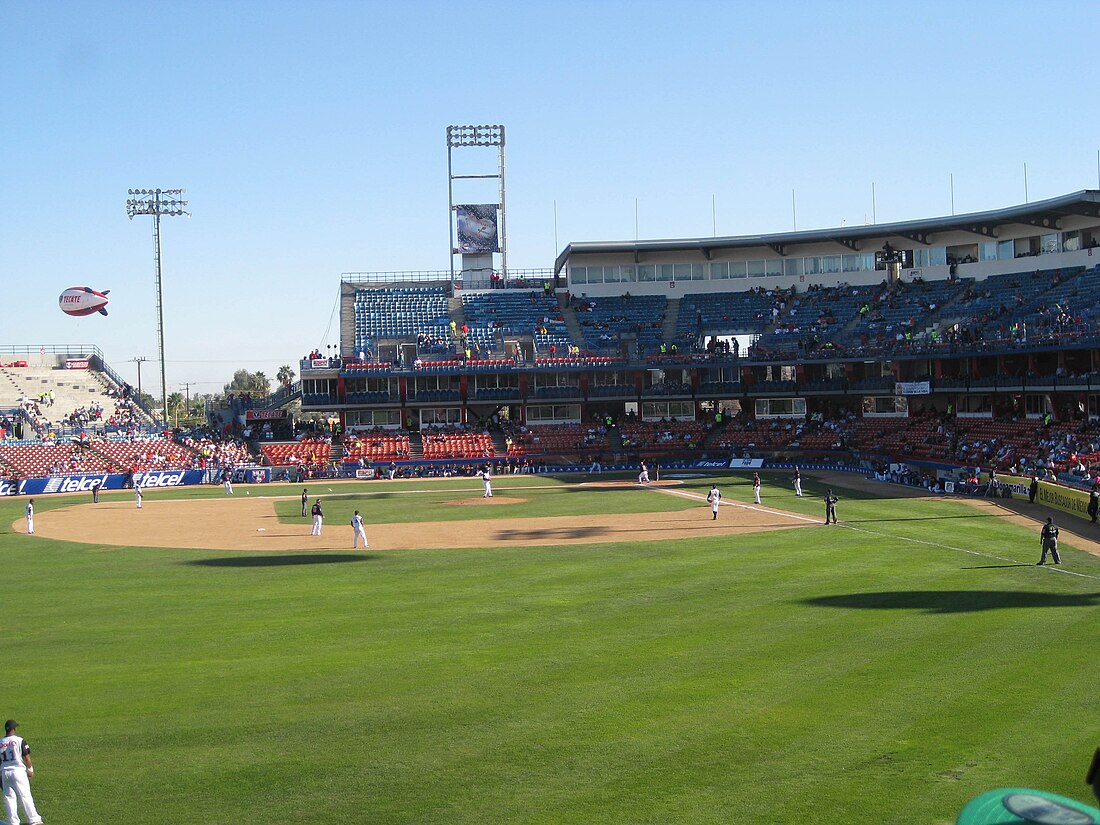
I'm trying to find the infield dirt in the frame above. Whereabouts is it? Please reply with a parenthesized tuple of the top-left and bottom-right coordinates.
(22, 489, 811, 551)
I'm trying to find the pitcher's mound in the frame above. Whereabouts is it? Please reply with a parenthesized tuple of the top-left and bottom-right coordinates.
(446, 496, 526, 506)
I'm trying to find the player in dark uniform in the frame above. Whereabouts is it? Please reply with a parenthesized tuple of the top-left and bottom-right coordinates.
(1088, 485, 1099, 524)
(824, 489, 838, 524)
(301, 488, 309, 517)
(1037, 517, 1061, 565)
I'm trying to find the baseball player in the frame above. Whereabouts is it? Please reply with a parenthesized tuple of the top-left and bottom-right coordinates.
(1, 719, 44, 825)
(135, 479, 143, 509)
(301, 488, 309, 517)
(482, 466, 493, 498)
(1037, 517, 1061, 565)
(707, 485, 721, 520)
(92, 479, 101, 504)
(311, 499, 324, 536)
(352, 510, 369, 549)
(24, 500, 33, 535)
(792, 466, 803, 497)
(223, 470, 234, 495)
(752, 472, 762, 504)
(638, 462, 650, 484)
(824, 489, 839, 524)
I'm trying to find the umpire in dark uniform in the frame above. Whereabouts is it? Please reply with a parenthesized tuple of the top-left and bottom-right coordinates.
(1037, 517, 1061, 565)
(824, 489, 839, 524)
(301, 488, 309, 517)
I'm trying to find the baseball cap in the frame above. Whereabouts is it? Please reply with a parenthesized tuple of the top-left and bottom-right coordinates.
(4, 720, 15, 731)
(957, 788, 1100, 825)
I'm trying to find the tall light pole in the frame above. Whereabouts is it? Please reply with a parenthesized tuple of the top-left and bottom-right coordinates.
(126, 188, 189, 427)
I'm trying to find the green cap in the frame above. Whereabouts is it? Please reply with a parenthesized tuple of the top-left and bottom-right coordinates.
(957, 788, 1100, 825)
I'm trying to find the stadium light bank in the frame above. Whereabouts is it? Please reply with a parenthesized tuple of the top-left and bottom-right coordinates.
(125, 188, 190, 425)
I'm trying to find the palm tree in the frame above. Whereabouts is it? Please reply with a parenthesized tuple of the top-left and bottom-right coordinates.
(252, 372, 270, 399)
(167, 392, 185, 427)
(277, 365, 295, 387)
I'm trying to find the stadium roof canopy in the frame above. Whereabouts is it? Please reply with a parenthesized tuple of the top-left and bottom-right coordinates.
(553, 189, 1100, 275)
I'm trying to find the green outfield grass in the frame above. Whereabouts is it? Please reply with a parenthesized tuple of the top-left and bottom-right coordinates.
(2, 473, 1098, 824)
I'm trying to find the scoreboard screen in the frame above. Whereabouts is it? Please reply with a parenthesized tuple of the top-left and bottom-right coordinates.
(874, 248, 914, 270)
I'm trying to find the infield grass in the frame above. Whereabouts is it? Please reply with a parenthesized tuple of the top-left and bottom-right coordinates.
(2, 472, 1098, 825)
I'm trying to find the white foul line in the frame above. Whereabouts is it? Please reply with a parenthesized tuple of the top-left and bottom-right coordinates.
(640, 483, 1100, 582)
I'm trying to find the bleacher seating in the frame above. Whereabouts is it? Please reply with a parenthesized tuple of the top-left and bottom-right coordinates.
(421, 428, 494, 460)
(506, 424, 607, 456)
(353, 287, 451, 354)
(0, 442, 114, 476)
(92, 436, 198, 472)
(461, 291, 571, 355)
(260, 438, 332, 466)
(620, 420, 709, 451)
(574, 294, 666, 355)
(679, 289, 779, 340)
(342, 430, 410, 463)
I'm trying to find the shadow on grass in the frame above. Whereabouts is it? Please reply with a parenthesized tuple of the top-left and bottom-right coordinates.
(187, 554, 373, 568)
(802, 590, 1100, 613)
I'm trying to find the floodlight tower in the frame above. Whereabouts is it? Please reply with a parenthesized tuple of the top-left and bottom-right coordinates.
(447, 125, 506, 288)
(126, 188, 189, 426)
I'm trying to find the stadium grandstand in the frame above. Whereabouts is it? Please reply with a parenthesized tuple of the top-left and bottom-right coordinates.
(284, 190, 1100, 486)
(7, 191, 1100, 492)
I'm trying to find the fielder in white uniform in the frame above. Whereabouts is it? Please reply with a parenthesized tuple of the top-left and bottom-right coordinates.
(223, 470, 234, 495)
(24, 500, 33, 535)
(707, 485, 721, 520)
(482, 467, 493, 498)
(752, 472, 762, 504)
(135, 481, 143, 509)
(311, 499, 324, 536)
(352, 510, 369, 549)
(793, 467, 803, 497)
(1, 720, 43, 825)
(638, 462, 650, 484)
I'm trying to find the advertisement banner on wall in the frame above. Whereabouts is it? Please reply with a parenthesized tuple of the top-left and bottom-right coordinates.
(456, 204, 500, 253)
(998, 473, 1090, 521)
(894, 381, 931, 396)
(2, 469, 208, 496)
(728, 457, 765, 469)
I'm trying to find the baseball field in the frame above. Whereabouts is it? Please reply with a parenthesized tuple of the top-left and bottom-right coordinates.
(3, 471, 1099, 825)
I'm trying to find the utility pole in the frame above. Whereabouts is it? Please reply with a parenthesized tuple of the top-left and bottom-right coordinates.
(130, 357, 148, 401)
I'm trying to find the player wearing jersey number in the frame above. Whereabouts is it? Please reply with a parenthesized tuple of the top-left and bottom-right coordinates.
(1, 720, 43, 825)
(352, 510, 369, 549)
(707, 485, 721, 520)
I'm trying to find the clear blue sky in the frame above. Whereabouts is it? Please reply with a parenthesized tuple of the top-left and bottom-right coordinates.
(2, 0, 1098, 396)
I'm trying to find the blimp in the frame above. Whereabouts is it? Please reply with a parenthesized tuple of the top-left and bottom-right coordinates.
(59, 287, 110, 317)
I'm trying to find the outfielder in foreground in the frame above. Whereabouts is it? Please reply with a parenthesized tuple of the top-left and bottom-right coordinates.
(352, 510, 369, 549)
(1, 719, 44, 825)
(707, 485, 721, 520)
